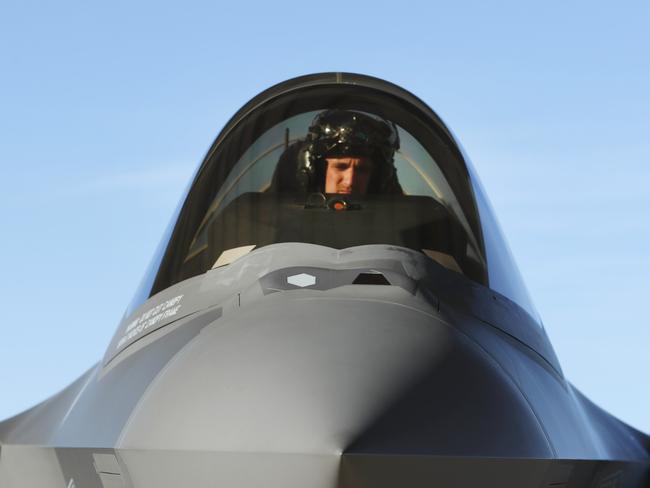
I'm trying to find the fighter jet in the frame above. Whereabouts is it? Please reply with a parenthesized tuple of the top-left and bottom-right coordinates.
(1, 73, 648, 488)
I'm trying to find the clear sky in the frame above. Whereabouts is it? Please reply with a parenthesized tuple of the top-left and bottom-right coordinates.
(1, 1, 649, 434)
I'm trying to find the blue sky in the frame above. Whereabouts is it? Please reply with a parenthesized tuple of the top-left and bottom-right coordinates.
(1, 1, 649, 433)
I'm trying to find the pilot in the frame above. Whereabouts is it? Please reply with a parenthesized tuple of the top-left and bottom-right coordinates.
(271, 110, 403, 195)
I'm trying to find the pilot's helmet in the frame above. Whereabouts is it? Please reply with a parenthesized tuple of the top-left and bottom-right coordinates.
(300, 109, 402, 193)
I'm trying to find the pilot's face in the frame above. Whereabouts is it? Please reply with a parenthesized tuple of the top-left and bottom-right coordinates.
(324, 157, 373, 194)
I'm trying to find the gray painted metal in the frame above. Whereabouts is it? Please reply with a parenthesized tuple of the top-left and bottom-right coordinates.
(1, 74, 648, 487)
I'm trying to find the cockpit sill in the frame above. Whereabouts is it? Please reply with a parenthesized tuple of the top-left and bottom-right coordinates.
(103, 243, 562, 379)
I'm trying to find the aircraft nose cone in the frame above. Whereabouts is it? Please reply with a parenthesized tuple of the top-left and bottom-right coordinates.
(118, 295, 552, 485)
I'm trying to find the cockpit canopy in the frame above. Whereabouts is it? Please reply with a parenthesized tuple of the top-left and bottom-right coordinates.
(128, 73, 539, 324)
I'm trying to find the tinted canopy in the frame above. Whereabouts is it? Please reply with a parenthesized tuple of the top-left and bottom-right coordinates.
(129, 73, 539, 323)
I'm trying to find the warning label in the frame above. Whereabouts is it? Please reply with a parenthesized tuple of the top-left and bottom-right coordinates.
(116, 295, 184, 349)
